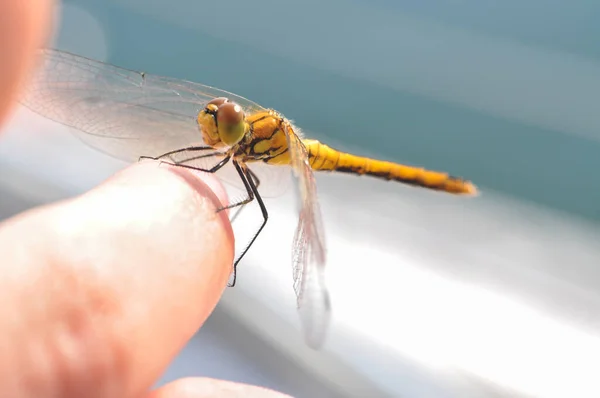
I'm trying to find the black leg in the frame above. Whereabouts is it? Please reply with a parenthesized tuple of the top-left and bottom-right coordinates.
(139, 145, 214, 162)
(148, 155, 231, 175)
(244, 167, 268, 255)
(216, 161, 257, 213)
(227, 161, 254, 286)
(228, 164, 269, 287)
(139, 152, 221, 171)
(139, 146, 228, 174)
(229, 167, 261, 223)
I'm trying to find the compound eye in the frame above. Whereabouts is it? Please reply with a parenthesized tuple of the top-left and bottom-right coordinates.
(216, 102, 245, 146)
(217, 102, 244, 125)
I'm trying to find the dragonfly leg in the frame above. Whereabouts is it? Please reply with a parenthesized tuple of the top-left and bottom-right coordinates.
(228, 164, 269, 287)
(138, 145, 214, 162)
(219, 160, 255, 210)
(139, 155, 157, 161)
(144, 155, 231, 175)
(139, 146, 226, 173)
(229, 168, 260, 223)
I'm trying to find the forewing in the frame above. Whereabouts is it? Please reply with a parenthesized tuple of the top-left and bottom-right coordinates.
(20, 49, 292, 198)
(19, 49, 264, 161)
(284, 122, 331, 349)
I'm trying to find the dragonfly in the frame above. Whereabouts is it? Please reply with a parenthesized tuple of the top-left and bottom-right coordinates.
(19, 49, 478, 349)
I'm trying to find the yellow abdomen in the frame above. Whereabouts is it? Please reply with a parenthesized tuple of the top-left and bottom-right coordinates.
(303, 139, 477, 195)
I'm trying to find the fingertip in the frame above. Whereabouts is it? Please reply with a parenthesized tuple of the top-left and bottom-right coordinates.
(81, 160, 236, 294)
(161, 162, 231, 209)
(146, 378, 293, 398)
(0, 160, 236, 397)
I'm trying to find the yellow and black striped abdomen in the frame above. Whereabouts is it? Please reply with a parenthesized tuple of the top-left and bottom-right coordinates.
(303, 139, 477, 195)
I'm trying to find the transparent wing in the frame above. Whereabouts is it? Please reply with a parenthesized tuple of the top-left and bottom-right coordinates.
(284, 122, 331, 349)
(19, 48, 290, 196)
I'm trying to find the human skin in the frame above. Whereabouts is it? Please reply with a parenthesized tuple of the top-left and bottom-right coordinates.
(0, 1, 291, 397)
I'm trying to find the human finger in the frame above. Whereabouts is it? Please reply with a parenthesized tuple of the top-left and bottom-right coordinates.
(0, 161, 234, 398)
(146, 377, 293, 398)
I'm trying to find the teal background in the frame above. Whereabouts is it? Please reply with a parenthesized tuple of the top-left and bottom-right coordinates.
(56, 0, 600, 222)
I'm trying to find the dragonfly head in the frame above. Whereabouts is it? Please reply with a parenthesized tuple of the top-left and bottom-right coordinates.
(198, 97, 247, 147)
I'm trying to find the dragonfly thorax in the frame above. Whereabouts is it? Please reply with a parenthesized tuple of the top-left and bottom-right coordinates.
(197, 97, 249, 148)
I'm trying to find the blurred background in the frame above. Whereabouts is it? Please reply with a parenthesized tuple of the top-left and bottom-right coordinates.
(2, 0, 600, 397)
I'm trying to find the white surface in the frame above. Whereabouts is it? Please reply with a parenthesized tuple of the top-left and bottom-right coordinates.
(227, 177, 600, 398)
